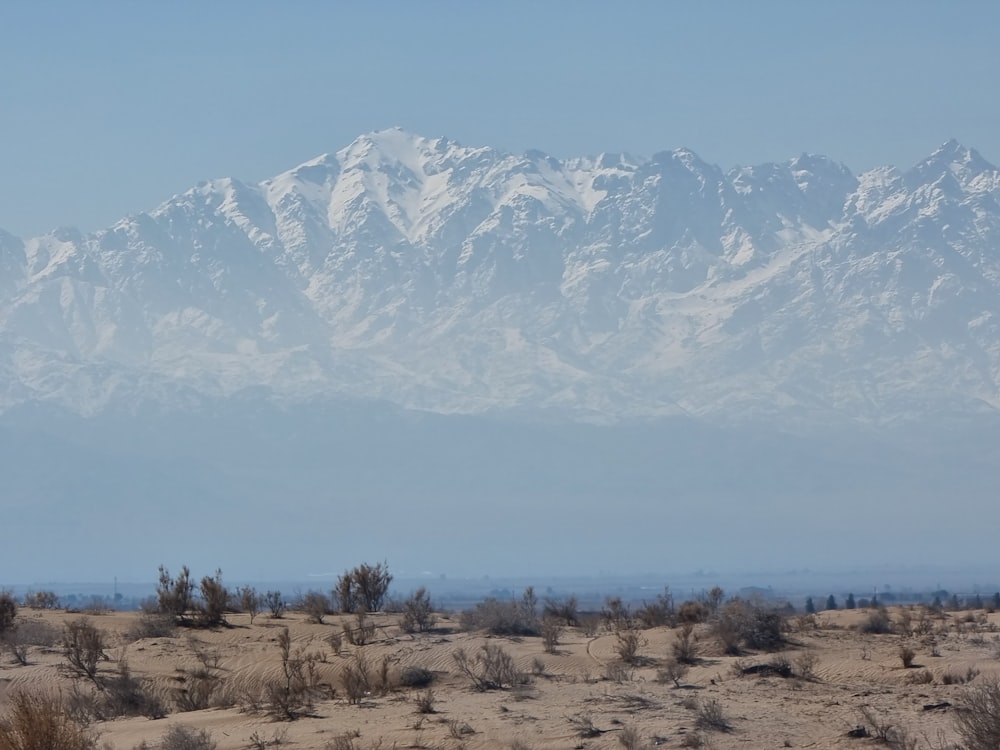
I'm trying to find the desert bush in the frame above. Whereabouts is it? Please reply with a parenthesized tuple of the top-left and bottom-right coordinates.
(336, 562, 393, 613)
(618, 724, 643, 750)
(695, 698, 731, 732)
(542, 596, 579, 626)
(657, 657, 689, 687)
(3, 618, 59, 666)
(858, 706, 896, 743)
(637, 589, 675, 628)
(460, 596, 539, 636)
(157, 565, 194, 622)
(22, 591, 60, 610)
(245, 728, 287, 750)
(128, 610, 177, 640)
(955, 677, 1000, 749)
(713, 600, 785, 653)
(342, 612, 376, 646)
(102, 657, 168, 719)
(174, 667, 220, 712)
(541, 618, 562, 654)
(0, 691, 98, 750)
(453, 642, 522, 691)
(858, 607, 892, 634)
(672, 623, 699, 664)
(0, 593, 16, 637)
(159, 725, 217, 750)
(340, 652, 372, 705)
(399, 665, 435, 688)
(197, 570, 229, 627)
(399, 587, 435, 633)
(943, 667, 980, 685)
(266, 627, 324, 719)
(898, 644, 916, 668)
(602, 597, 633, 632)
(238, 587, 262, 624)
(63, 618, 105, 681)
(741, 605, 786, 650)
(301, 592, 331, 625)
(567, 714, 602, 738)
(604, 660, 634, 683)
(614, 625, 645, 665)
(265, 591, 285, 619)
(414, 689, 436, 714)
(906, 669, 934, 685)
(677, 600, 709, 625)
(794, 650, 819, 679)
(326, 629, 343, 655)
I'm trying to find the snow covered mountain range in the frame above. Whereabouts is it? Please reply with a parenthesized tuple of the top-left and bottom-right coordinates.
(3, 129, 1000, 426)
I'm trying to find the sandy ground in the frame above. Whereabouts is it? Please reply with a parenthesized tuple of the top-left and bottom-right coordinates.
(1, 605, 997, 749)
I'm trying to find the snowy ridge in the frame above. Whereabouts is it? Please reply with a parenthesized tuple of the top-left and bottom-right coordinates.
(2, 129, 1000, 425)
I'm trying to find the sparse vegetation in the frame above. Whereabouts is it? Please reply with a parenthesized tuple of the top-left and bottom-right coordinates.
(0, 691, 97, 750)
(336, 562, 393, 613)
(159, 724, 217, 750)
(452, 642, 522, 691)
(460, 593, 539, 636)
(62, 618, 105, 682)
(399, 587, 435, 633)
(955, 677, 1000, 750)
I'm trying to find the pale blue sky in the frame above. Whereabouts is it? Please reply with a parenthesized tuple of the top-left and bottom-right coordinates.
(1, 0, 998, 238)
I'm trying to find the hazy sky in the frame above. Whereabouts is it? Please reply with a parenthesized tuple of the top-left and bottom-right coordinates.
(2, 1, 998, 238)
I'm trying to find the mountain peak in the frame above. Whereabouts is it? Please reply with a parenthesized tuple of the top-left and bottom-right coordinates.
(907, 139, 996, 188)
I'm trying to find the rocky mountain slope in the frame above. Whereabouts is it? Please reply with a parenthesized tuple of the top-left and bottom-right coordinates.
(3, 130, 999, 426)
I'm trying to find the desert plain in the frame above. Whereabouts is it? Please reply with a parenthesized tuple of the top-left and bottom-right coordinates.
(1, 593, 998, 750)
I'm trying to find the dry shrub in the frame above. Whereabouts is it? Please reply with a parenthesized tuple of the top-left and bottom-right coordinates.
(858, 608, 892, 634)
(266, 627, 326, 718)
(898, 644, 916, 668)
(636, 589, 675, 628)
(713, 600, 786, 653)
(340, 652, 372, 705)
(695, 698, 731, 732)
(174, 667, 220, 712)
(301, 592, 331, 625)
(614, 626, 645, 665)
(336, 561, 393, 613)
(342, 612, 376, 646)
(102, 658, 168, 719)
(127, 611, 177, 641)
(657, 657, 689, 687)
(541, 618, 562, 654)
(906, 669, 934, 685)
(0, 691, 98, 750)
(618, 724, 643, 750)
(0, 593, 17, 639)
(542, 596, 579, 626)
(414, 689, 436, 714)
(956, 677, 1000, 750)
(62, 619, 105, 681)
(159, 724, 217, 750)
(677, 600, 709, 625)
(399, 587, 435, 633)
(3, 618, 59, 666)
(452, 642, 523, 691)
(22, 591, 60, 610)
(399, 665, 434, 688)
(794, 649, 819, 679)
(672, 623, 699, 664)
(461, 596, 539, 636)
